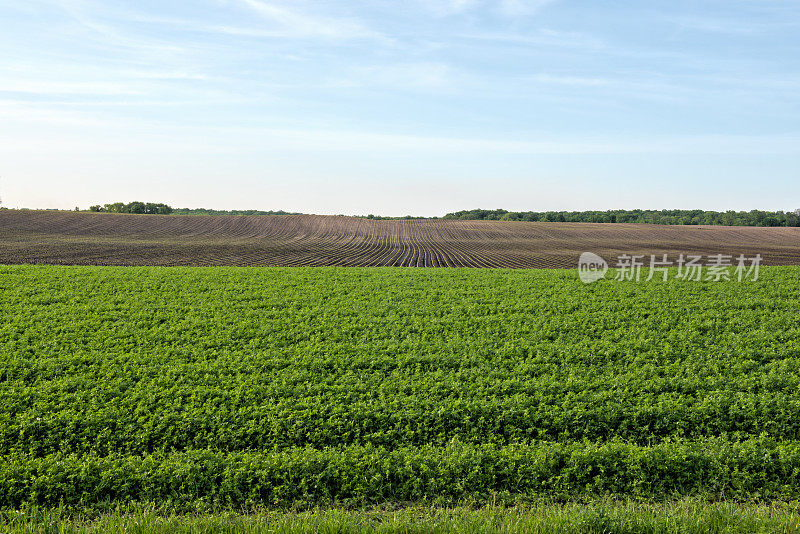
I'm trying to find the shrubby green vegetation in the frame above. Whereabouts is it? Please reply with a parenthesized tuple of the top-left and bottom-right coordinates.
(1, 266, 799, 512)
(354, 214, 430, 220)
(88, 202, 173, 215)
(85, 204, 296, 216)
(77, 205, 800, 226)
(443, 208, 800, 226)
(171, 208, 298, 216)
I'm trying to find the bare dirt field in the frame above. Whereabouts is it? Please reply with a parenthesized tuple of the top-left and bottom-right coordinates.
(1, 210, 798, 268)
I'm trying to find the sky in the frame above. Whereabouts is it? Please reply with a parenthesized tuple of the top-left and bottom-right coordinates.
(0, 0, 798, 216)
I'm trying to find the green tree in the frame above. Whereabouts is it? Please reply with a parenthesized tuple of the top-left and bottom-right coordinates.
(126, 202, 146, 214)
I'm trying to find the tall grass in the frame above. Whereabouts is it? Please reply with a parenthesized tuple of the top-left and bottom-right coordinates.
(3, 501, 800, 534)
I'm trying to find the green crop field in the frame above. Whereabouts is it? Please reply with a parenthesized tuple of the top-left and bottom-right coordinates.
(2, 265, 800, 530)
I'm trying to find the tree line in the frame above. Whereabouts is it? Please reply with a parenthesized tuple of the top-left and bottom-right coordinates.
(86, 204, 299, 216)
(89, 202, 173, 214)
(80, 204, 800, 226)
(442, 209, 800, 227)
(171, 208, 297, 216)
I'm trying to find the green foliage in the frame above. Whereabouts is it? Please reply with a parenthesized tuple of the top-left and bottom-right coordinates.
(170, 208, 297, 216)
(89, 202, 173, 215)
(355, 214, 428, 220)
(443, 208, 800, 227)
(79, 206, 800, 226)
(1, 266, 800, 511)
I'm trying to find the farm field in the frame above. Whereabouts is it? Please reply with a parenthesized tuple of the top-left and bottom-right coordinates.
(2, 210, 800, 267)
(2, 264, 800, 519)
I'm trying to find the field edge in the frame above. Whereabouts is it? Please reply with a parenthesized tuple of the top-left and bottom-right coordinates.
(3, 500, 800, 533)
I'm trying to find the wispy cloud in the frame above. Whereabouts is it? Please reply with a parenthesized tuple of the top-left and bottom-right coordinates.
(0, 80, 142, 96)
(233, 0, 382, 40)
(417, 0, 479, 17)
(45, 0, 188, 55)
(459, 29, 607, 51)
(671, 16, 797, 35)
(529, 74, 610, 87)
(418, 0, 559, 16)
(498, 0, 559, 16)
(121, 70, 209, 81)
(325, 62, 455, 91)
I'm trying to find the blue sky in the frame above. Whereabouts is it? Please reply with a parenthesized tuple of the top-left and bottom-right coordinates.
(1, 0, 798, 215)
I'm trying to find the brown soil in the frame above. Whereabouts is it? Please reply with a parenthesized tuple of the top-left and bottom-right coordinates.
(1, 210, 798, 268)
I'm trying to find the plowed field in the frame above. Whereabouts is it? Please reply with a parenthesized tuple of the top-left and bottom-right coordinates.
(1, 210, 798, 267)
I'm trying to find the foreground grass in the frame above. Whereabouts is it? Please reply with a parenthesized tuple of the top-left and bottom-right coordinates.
(4, 501, 800, 533)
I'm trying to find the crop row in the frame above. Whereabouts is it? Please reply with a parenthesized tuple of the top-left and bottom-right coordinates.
(2, 266, 800, 456)
(3, 437, 800, 511)
(2, 210, 799, 267)
(3, 373, 800, 455)
(2, 265, 800, 509)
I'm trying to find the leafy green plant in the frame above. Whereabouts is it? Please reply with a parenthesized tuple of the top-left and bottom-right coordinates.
(1, 265, 799, 511)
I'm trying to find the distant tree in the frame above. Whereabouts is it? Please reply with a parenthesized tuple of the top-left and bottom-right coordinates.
(171, 207, 297, 216)
(125, 201, 146, 214)
(441, 208, 800, 227)
(143, 202, 171, 214)
(89, 202, 172, 214)
(103, 202, 125, 213)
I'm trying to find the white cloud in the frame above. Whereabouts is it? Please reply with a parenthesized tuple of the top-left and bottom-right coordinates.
(459, 29, 606, 51)
(327, 62, 455, 91)
(233, 0, 382, 39)
(418, 0, 479, 16)
(418, 0, 559, 16)
(47, 1, 188, 55)
(121, 71, 209, 81)
(498, 0, 559, 16)
(0, 80, 142, 96)
(671, 14, 799, 35)
(530, 74, 610, 87)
